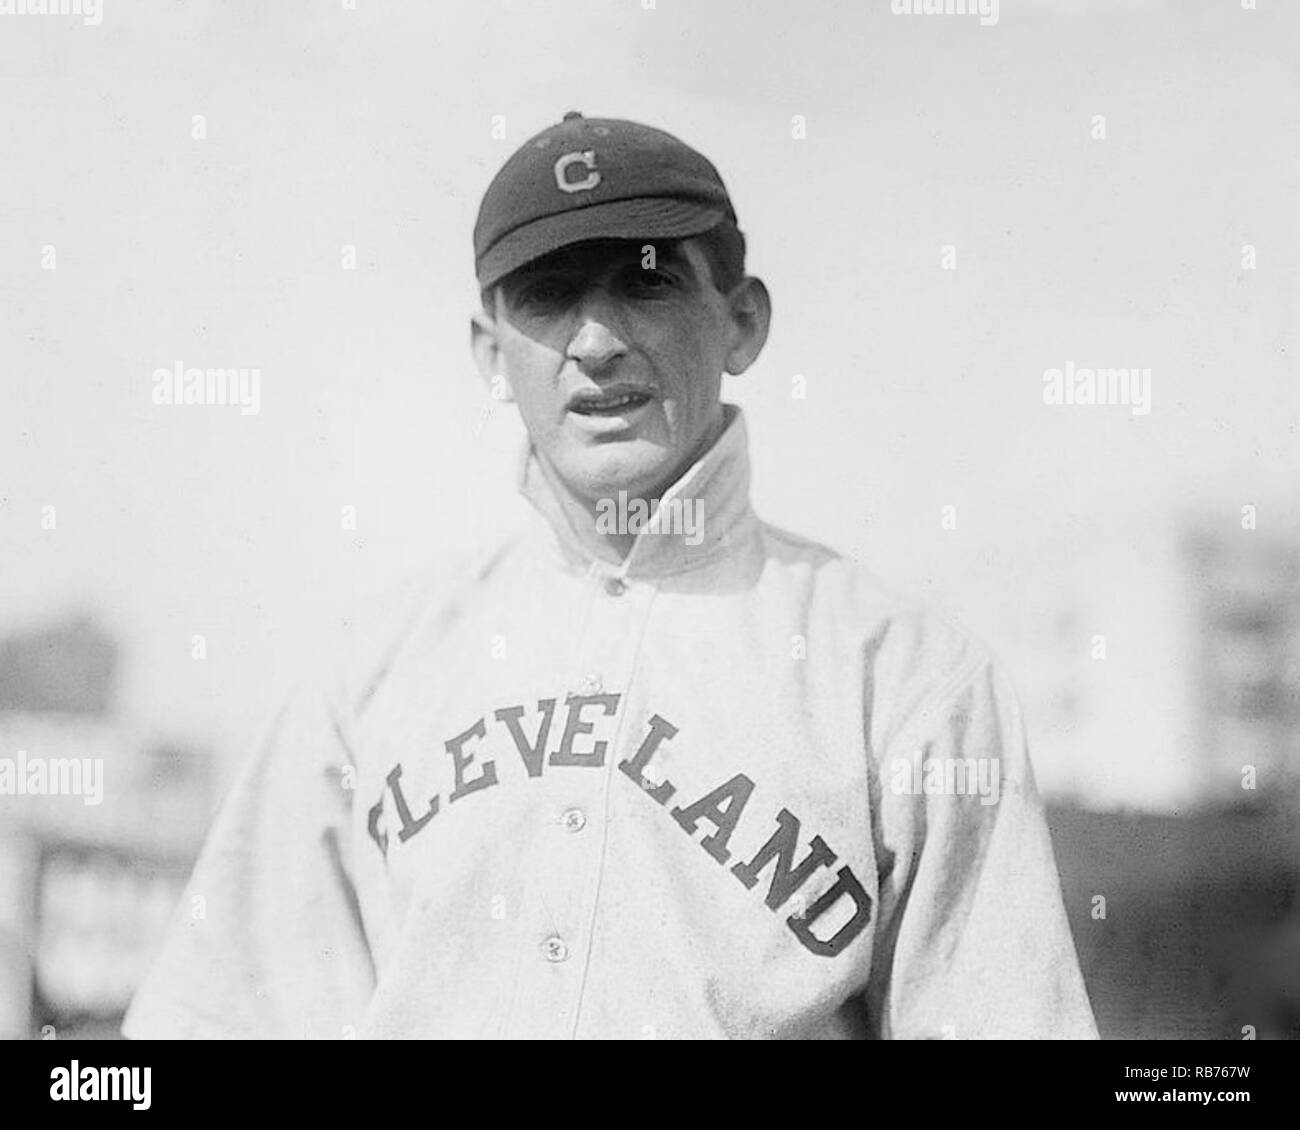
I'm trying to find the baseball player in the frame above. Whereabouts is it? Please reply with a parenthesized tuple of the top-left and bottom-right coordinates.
(123, 112, 1098, 1040)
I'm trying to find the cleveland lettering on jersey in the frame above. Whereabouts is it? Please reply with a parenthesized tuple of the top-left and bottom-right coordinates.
(365, 692, 873, 959)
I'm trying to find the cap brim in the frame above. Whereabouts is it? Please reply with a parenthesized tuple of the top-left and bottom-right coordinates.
(476, 197, 727, 290)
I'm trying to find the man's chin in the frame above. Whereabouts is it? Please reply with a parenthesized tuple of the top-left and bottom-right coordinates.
(557, 441, 684, 504)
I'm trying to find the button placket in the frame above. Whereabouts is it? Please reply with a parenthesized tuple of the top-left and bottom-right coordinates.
(501, 568, 602, 1036)
(563, 574, 660, 1038)
(517, 568, 656, 1038)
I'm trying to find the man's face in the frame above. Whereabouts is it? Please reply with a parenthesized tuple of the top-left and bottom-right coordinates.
(477, 238, 746, 505)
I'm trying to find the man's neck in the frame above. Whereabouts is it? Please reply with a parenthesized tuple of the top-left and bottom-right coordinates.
(537, 411, 729, 565)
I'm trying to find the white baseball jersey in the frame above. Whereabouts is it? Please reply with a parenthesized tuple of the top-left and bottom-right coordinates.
(122, 405, 1098, 1040)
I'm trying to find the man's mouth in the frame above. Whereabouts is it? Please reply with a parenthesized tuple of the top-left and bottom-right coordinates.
(567, 386, 655, 416)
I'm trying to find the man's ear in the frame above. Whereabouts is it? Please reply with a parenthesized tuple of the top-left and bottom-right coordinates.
(470, 305, 514, 403)
(722, 276, 772, 377)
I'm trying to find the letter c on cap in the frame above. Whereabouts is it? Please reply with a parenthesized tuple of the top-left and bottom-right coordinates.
(554, 150, 601, 194)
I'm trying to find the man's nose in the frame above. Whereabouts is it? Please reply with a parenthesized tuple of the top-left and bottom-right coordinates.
(566, 301, 628, 372)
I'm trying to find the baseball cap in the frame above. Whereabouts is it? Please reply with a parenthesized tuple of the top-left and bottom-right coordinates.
(474, 111, 737, 291)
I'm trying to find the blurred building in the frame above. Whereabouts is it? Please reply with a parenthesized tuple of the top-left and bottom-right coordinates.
(0, 615, 213, 1040)
(1006, 512, 1300, 813)
(1185, 525, 1300, 807)
(0, 614, 117, 717)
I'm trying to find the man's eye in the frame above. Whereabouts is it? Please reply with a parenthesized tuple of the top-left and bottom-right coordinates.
(625, 268, 678, 294)
(516, 279, 574, 307)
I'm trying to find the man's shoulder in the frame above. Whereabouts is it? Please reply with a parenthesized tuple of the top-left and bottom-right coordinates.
(758, 516, 982, 640)
(757, 516, 1007, 725)
(307, 540, 523, 720)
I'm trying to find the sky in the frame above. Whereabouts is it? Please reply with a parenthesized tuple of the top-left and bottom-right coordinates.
(1, 0, 1296, 806)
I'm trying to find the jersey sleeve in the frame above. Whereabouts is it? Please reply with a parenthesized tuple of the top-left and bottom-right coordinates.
(864, 654, 1098, 1040)
(120, 672, 375, 1039)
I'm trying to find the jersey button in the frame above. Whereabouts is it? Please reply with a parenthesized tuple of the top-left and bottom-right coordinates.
(560, 807, 587, 833)
(603, 576, 627, 597)
(541, 935, 569, 962)
(578, 673, 603, 694)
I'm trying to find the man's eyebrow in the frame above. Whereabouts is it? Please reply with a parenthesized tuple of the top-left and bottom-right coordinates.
(636, 241, 691, 267)
(508, 259, 579, 279)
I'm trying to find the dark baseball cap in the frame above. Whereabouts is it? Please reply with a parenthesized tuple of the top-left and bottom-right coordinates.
(474, 111, 737, 290)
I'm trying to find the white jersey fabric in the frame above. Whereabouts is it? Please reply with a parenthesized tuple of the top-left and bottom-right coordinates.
(123, 405, 1098, 1040)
